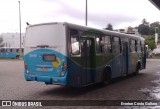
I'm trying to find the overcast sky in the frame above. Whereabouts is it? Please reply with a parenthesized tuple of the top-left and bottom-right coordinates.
(0, 0, 160, 33)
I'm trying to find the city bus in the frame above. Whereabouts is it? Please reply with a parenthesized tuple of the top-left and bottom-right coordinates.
(0, 47, 23, 59)
(24, 22, 146, 87)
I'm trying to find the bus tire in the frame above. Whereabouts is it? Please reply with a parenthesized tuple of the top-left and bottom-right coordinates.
(102, 68, 111, 85)
(16, 55, 19, 59)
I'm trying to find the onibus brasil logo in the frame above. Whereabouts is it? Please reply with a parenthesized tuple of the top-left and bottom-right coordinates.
(2, 101, 42, 107)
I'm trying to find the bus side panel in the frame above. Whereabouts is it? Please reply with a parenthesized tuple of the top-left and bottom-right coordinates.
(0, 52, 18, 59)
(67, 57, 82, 87)
(67, 57, 97, 87)
(110, 54, 123, 78)
(94, 53, 113, 82)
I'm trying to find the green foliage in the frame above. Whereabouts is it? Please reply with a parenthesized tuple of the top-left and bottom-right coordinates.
(105, 23, 113, 31)
(142, 18, 149, 25)
(138, 19, 160, 36)
(138, 24, 150, 35)
(150, 21, 160, 28)
(145, 36, 156, 50)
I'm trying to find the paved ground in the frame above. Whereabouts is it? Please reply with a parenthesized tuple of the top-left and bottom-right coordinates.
(0, 59, 160, 109)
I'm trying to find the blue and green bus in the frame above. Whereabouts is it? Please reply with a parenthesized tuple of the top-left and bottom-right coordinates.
(0, 47, 23, 59)
(24, 22, 146, 87)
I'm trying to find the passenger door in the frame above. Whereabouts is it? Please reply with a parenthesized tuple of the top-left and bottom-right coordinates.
(122, 42, 128, 75)
(81, 37, 94, 85)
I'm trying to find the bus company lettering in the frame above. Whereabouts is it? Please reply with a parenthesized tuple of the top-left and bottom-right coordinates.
(121, 102, 133, 106)
(134, 102, 144, 106)
(121, 101, 157, 106)
(27, 102, 42, 106)
(12, 101, 42, 106)
(134, 101, 157, 106)
(144, 102, 157, 106)
(12, 101, 27, 106)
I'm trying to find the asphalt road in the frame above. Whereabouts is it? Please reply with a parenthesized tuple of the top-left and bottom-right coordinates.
(0, 59, 160, 109)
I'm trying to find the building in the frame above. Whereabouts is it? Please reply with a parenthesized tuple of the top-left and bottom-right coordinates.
(115, 27, 141, 36)
(0, 33, 25, 48)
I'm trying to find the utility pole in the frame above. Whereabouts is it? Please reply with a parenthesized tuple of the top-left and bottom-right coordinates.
(155, 27, 158, 48)
(85, 0, 88, 26)
(18, 1, 22, 57)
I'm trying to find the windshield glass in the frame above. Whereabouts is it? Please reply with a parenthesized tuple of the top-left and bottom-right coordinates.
(25, 24, 66, 47)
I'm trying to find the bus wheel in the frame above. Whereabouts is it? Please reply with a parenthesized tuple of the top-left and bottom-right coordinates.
(16, 55, 19, 59)
(102, 68, 111, 85)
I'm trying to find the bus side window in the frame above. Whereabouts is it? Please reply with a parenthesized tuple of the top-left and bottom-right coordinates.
(130, 39, 136, 52)
(135, 40, 137, 52)
(121, 37, 129, 51)
(96, 35, 102, 53)
(22, 48, 24, 53)
(133, 40, 136, 52)
(7, 49, 10, 52)
(137, 41, 142, 53)
(139, 41, 142, 52)
(101, 35, 111, 53)
(129, 39, 131, 52)
(112, 36, 120, 54)
(70, 29, 80, 55)
(12, 48, 16, 52)
(1, 49, 4, 53)
(119, 38, 122, 53)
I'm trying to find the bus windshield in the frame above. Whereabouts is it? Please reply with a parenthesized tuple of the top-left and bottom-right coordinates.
(25, 24, 66, 47)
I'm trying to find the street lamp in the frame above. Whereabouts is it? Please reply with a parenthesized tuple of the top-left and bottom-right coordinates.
(85, 0, 88, 26)
(18, 1, 22, 57)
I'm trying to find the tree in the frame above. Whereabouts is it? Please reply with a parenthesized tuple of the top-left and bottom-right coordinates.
(138, 24, 150, 35)
(150, 21, 160, 35)
(0, 37, 4, 47)
(150, 21, 160, 28)
(105, 23, 113, 31)
(142, 18, 149, 25)
(138, 19, 151, 35)
(145, 36, 156, 50)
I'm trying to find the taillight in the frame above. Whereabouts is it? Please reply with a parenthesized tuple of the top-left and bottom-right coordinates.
(61, 62, 67, 76)
(62, 62, 67, 71)
(24, 62, 28, 70)
(62, 67, 66, 71)
(63, 63, 67, 67)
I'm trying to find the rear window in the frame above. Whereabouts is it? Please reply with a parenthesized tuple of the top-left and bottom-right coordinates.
(25, 24, 66, 47)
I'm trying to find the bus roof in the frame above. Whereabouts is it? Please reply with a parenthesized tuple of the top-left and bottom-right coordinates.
(27, 22, 144, 42)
